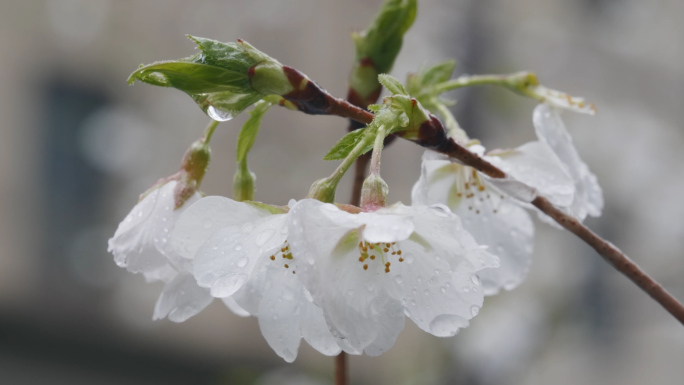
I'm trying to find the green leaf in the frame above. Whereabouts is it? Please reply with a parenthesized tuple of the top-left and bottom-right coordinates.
(378, 74, 407, 95)
(420, 60, 456, 87)
(323, 128, 373, 160)
(236, 100, 273, 162)
(355, 0, 418, 74)
(128, 36, 288, 120)
(128, 60, 253, 94)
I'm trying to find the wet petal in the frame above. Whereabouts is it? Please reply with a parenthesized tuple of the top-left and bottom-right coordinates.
(486, 141, 574, 207)
(454, 198, 534, 295)
(533, 103, 603, 221)
(153, 272, 213, 323)
(170, 196, 271, 260)
(221, 297, 250, 317)
(194, 215, 288, 297)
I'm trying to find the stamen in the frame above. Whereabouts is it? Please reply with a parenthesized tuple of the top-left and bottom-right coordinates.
(363, 264, 368, 270)
(284, 264, 289, 268)
(270, 255, 275, 260)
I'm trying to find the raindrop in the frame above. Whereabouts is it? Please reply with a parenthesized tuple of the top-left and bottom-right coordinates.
(282, 289, 294, 301)
(429, 204, 451, 217)
(470, 306, 480, 317)
(210, 274, 248, 297)
(394, 275, 403, 285)
(440, 286, 446, 293)
(424, 289, 430, 296)
(462, 286, 471, 293)
(470, 274, 480, 285)
(236, 257, 248, 268)
(207, 106, 234, 122)
(429, 314, 465, 337)
(234, 244, 242, 251)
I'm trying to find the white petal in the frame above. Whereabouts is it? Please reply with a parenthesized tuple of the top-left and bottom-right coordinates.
(221, 297, 250, 317)
(299, 289, 342, 356)
(533, 103, 604, 221)
(454, 198, 534, 295)
(486, 141, 574, 207)
(389, 206, 495, 336)
(358, 211, 414, 243)
(194, 215, 288, 297)
(108, 183, 170, 274)
(257, 266, 303, 363)
(170, 196, 271, 260)
(153, 272, 213, 323)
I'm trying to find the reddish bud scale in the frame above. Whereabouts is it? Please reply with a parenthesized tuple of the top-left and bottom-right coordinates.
(280, 66, 375, 124)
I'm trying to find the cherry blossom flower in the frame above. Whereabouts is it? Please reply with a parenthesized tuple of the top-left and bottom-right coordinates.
(108, 180, 218, 322)
(412, 103, 603, 294)
(169, 196, 341, 362)
(412, 141, 574, 294)
(286, 199, 499, 356)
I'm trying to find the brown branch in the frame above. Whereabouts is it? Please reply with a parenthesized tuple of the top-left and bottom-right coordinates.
(276, 75, 684, 325)
(335, 351, 347, 385)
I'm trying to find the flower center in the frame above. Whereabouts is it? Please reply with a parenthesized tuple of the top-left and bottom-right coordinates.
(357, 241, 404, 273)
(451, 165, 505, 215)
(269, 240, 296, 274)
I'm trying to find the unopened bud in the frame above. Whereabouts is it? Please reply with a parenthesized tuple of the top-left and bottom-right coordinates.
(307, 177, 337, 204)
(360, 174, 388, 211)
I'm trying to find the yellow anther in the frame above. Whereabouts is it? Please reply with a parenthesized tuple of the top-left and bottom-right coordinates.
(363, 264, 368, 270)
(270, 255, 275, 261)
(397, 250, 402, 255)
(370, 255, 376, 260)
(284, 264, 289, 268)
(399, 257, 404, 262)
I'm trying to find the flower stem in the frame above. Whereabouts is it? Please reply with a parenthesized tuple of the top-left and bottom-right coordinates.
(429, 74, 510, 94)
(369, 125, 386, 177)
(202, 119, 220, 143)
(329, 133, 374, 187)
(335, 352, 347, 385)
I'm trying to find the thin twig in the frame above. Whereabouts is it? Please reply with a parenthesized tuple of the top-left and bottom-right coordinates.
(335, 351, 347, 385)
(277, 81, 684, 325)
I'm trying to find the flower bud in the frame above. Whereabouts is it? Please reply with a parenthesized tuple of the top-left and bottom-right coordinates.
(360, 174, 388, 211)
(306, 177, 337, 204)
(173, 139, 210, 208)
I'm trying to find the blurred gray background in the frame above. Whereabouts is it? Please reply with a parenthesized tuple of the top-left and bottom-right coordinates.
(1, 0, 683, 384)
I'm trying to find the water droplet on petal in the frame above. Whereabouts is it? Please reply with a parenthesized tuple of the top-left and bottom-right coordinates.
(470, 306, 480, 317)
(236, 257, 248, 268)
(440, 286, 447, 293)
(429, 314, 466, 337)
(463, 286, 471, 293)
(203, 219, 213, 229)
(210, 274, 248, 297)
(424, 289, 430, 296)
(234, 244, 242, 251)
(470, 274, 480, 285)
(394, 275, 403, 285)
(429, 204, 451, 217)
(283, 288, 294, 301)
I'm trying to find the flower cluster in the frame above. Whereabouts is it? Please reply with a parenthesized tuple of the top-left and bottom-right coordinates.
(110, 13, 604, 363)
(108, 99, 601, 363)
